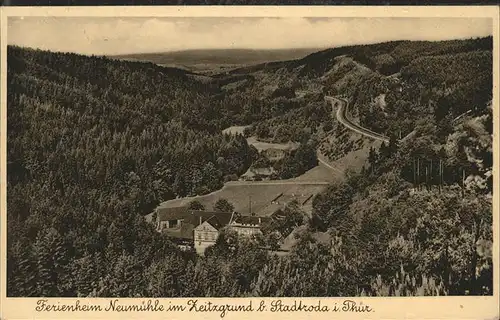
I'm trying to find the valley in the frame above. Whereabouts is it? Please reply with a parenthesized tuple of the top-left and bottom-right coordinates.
(6, 35, 494, 297)
(114, 48, 324, 75)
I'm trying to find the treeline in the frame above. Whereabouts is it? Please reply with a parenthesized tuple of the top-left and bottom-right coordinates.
(351, 37, 492, 76)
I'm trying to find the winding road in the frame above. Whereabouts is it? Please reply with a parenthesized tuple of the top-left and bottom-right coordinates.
(325, 96, 390, 143)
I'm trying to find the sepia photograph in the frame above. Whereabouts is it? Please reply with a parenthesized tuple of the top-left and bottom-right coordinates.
(1, 7, 497, 309)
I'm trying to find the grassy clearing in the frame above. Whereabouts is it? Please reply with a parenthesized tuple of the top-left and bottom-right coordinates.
(149, 156, 343, 222)
(327, 139, 381, 174)
(246, 136, 299, 151)
(222, 125, 250, 135)
(320, 122, 382, 174)
(293, 162, 342, 182)
(156, 181, 327, 217)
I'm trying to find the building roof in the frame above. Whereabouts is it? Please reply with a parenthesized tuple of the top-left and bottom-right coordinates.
(162, 221, 194, 240)
(231, 214, 271, 226)
(156, 206, 190, 221)
(198, 215, 225, 230)
(186, 210, 234, 227)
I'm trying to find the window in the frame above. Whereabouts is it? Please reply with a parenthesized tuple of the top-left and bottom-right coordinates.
(169, 220, 178, 228)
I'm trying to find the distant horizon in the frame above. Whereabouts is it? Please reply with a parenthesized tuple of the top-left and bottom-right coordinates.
(8, 35, 493, 58)
(111, 36, 491, 56)
(8, 17, 493, 56)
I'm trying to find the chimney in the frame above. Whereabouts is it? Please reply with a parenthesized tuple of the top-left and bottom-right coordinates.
(199, 216, 202, 226)
(249, 195, 252, 215)
(258, 218, 261, 224)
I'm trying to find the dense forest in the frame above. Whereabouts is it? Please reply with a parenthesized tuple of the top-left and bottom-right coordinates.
(6, 37, 493, 297)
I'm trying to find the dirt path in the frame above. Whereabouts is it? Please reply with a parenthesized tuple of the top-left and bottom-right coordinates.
(316, 150, 344, 175)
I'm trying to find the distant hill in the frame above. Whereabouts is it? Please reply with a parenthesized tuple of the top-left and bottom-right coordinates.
(113, 48, 325, 73)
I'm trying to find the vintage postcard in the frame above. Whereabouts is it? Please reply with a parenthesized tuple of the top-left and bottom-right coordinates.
(0, 5, 499, 320)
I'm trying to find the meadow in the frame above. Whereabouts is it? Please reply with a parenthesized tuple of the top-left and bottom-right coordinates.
(151, 161, 336, 220)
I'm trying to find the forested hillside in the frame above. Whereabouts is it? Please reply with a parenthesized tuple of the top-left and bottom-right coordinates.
(6, 46, 258, 296)
(6, 37, 493, 297)
(234, 37, 492, 153)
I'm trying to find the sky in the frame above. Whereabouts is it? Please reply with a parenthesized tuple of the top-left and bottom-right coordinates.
(7, 17, 493, 56)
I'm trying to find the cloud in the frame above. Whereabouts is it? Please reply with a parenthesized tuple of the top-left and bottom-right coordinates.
(7, 17, 493, 55)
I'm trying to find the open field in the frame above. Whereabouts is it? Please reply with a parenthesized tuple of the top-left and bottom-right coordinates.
(154, 181, 327, 217)
(319, 138, 382, 174)
(246, 136, 299, 151)
(293, 161, 342, 182)
(222, 125, 250, 135)
(148, 161, 340, 222)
